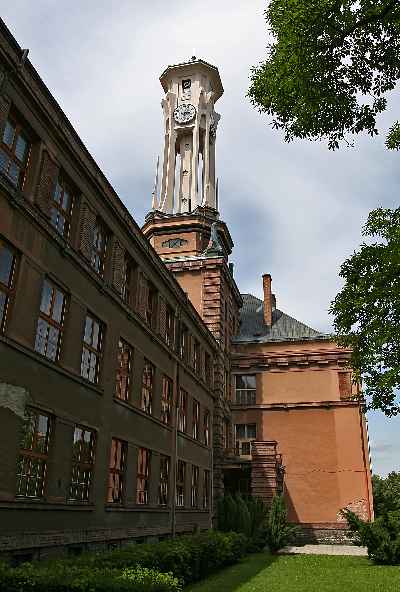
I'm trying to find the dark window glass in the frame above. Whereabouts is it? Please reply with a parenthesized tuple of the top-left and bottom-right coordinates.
(192, 399, 200, 440)
(159, 455, 170, 506)
(0, 240, 17, 332)
(203, 470, 210, 510)
(165, 305, 175, 347)
(69, 426, 96, 502)
(176, 460, 185, 507)
(16, 409, 51, 498)
(191, 465, 199, 508)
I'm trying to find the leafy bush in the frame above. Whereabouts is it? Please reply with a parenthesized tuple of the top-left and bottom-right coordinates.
(70, 530, 246, 584)
(343, 508, 400, 565)
(265, 495, 299, 552)
(0, 531, 247, 591)
(0, 561, 181, 592)
(372, 472, 400, 517)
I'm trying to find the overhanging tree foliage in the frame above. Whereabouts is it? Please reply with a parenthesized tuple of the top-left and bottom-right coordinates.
(249, 1, 400, 149)
(330, 208, 400, 416)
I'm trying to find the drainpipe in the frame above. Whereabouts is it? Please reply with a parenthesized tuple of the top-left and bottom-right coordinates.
(171, 306, 180, 537)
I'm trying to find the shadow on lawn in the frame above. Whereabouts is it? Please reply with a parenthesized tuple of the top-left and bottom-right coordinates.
(186, 553, 277, 592)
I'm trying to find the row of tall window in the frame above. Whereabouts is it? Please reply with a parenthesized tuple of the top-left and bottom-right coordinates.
(108, 437, 210, 509)
(0, 113, 213, 385)
(0, 240, 214, 420)
(16, 407, 210, 509)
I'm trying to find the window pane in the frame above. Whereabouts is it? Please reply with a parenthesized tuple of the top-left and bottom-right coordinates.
(52, 290, 64, 323)
(15, 134, 28, 162)
(92, 321, 100, 350)
(3, 120, 15, 147)
(84, 317, 93, 344)
(8, 161, 20, 185)
(54, 183, 62, 204)
(247, 424, 256, 439)
(0, 245, 14, 286)
(46, 326, 59, 361)
(35, 318, 49, 355)
(36, 414, 49, 453)
(40, 281, 53, 316)
(236, 424, 245, 439)
(62, 191, 70, 211)
(0, 148, 9, 174)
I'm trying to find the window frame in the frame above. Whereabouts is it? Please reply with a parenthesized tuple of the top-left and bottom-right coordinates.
(68, 425, 96, 503)
(0, 114, 31, 189)
(115, 338, 133, 402)
(50, 175, 75, 240)
(161, 375, 173, 425)
(192, 399, 200, 440)
(0, 238, 18, 333)
(145, 282, 157, 329)
(191, 465, 199, 508)
(193, 339, 200, 374)
(177, 388, 187, 433)
(203, 409, 210, 447)
(158, 455, 170, 506)
(34, 278, 67, 362)
(235, 374, 257, 406)
(203, 469, 210, 510)
(141, 359, 154, 415)
(15, 408, 51, 499)
(90, 218, 108, 276)
(80, 313, 104, 384)
(176, 459, 186, 508)
(136, 447, 151, 505)
(235, 423, 257, 456)
(165, 304, 175, 348)
(107, 438, 127, 504)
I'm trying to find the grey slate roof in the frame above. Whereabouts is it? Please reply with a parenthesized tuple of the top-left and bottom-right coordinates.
(233, 294, 328, 344)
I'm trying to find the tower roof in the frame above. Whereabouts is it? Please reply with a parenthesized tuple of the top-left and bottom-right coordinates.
(160, 58, 224, 101)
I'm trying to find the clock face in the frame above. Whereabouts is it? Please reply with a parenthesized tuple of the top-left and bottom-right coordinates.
(174, 103, 196, 124)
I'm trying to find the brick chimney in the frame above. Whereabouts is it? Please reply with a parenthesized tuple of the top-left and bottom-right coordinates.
(262, 274, 272, 326)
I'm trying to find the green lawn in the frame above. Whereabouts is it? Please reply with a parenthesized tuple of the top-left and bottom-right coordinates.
(186, 552, 400, 592)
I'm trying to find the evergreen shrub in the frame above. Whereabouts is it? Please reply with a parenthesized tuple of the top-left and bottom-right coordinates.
(343, 508, 400, 565)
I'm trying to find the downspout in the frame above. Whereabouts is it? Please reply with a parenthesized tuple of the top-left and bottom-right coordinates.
(171, 306, 180, 537)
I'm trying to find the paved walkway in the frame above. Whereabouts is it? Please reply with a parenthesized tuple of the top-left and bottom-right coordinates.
(279, 544, 368, 556)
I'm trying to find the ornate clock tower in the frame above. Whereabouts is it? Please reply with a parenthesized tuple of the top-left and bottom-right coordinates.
(143, 58, 242, 504)
(153, 57, 222, 214)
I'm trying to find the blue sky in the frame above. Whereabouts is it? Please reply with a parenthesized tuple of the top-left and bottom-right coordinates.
(2, 0, 399, 476)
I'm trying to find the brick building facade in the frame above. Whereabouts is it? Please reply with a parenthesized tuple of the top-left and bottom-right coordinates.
(0, 18, 373, 559)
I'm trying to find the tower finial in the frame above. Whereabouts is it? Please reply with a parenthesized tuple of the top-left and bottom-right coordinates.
(151, 155, 160, 210)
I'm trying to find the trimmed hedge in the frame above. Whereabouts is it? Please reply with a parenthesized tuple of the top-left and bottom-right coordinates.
(70, 530, 247, 583)
(0, 563, 181, 592)
(0, 531, 247, 591)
